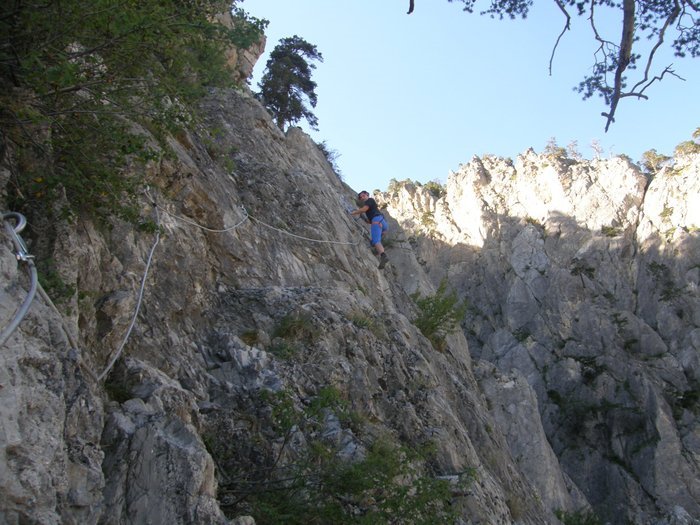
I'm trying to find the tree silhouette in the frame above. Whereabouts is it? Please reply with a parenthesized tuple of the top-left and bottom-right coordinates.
(258, 36, 323, 131)
(408, 0, 699, 131)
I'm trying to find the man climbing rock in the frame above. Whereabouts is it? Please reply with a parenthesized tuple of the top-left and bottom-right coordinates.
(350, 190, 389, 269)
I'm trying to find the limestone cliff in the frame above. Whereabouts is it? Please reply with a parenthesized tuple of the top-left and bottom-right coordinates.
(382, 150, 700, 524)
(1, 85, 698, 525)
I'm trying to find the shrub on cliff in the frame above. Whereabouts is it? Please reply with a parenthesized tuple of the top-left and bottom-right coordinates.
(411, 279, 467, 351)
(212, 387, 458, 524)
(1, 0, 266, 222)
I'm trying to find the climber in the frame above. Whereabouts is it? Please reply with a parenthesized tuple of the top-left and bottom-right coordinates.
(350, 191, 389, 269)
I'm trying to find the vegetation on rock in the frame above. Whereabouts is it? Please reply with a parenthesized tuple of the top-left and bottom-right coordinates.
(210, 387, 458, 524)
(411, 279, 468, 351)
(0, 0, 266, 221)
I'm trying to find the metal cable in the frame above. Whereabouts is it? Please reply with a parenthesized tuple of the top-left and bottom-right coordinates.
(3, 190, 362, 364)
(96, 205, 161, 382)
(1, 213, 38, 347)
(248, 213, 361, 246)
(156, 203, 250, 233)
(155, 195, 360, 246)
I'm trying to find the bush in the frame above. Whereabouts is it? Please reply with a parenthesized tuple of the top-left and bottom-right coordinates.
(273, 311, 315, 342)
(544, 137, 567, 160)
(675, 140, 700, 156)
(216, 387, 458, 524)
(601, 225, 621, 237)
(420, 211, 436, 230)
(387, 178, 414, 194)
(554, 509, 602, 525)
(424, 180, 445, 199)
(641, 149, 671, 174)
(247, 437, 457, 525)
(349, 312, 385, 338)
(411, 279, 467, 350)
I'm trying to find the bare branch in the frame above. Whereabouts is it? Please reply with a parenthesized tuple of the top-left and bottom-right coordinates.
(588, 0, 607, 48)
(629, 1, 681, 94)
(549, 0, 572, 75)
(623, 65, 685, 99)
(683, 0, 699, 11)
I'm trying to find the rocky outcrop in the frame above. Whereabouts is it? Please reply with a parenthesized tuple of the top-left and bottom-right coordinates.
(0, 85, 553, 524)
(214, 11, 267, 84)
(1, 48, 698, 525)
(382, 149, 700, 524)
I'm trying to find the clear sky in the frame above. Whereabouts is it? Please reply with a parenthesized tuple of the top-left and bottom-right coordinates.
(244, 0, 699, 194)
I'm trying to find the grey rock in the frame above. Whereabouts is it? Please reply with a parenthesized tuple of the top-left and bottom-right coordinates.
(1, 55, 698, 525)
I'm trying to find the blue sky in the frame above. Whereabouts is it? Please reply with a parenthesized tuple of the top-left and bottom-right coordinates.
(245, 0, 700, 193)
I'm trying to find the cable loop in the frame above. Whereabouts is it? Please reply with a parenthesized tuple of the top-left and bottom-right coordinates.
(1, 212, 38, 347)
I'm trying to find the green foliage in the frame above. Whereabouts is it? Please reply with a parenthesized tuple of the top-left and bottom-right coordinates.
(349, 312, 384, 338)
(267, 311, 317, 359)
(240, 329, 259, 346)
(267, 340, 299, 359)
(258, 35, 323, 130)
(424, 180, 446, 199)
(675, 140, 700, 156)
(547, 389, 563, 406)
(387, 178, 413, 194)
(660, 205, 674, 221)
(273, 311, 316, 342)
(446, 0, 698, 129)
(647, 262, 684, 301)
(647, 261, 668, 280)
(554, 509, 602, 525)
(420, 211, 436, 230)
(612, 312, 629, 329)
(411, 279, 467, 350)
(350, 313, 373, 329)
(641, 149, 671, 174)
(669, 383, 700, 420)
(249, 438, 456, 525)
(36, 259, 75, 303)
(1, 0, 266, 221)
(217, 387, 457, 524)
(103, 378, 131, 404)
(544, 137, 567, 160)
(659, 282, 684, 302)
(674, 128, 700, 156)
(601, 225, 622, 237)
(506, 497, 526, 520)
(513, 327, 530, 342)
(525, 216, 542, 228)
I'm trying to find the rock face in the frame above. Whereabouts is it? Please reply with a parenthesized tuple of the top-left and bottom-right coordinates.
(382, 150, 700, 524)
(214, 10, 267, 84)
(1, 84, 698, 524)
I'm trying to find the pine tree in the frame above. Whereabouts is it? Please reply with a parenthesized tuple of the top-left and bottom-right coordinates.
(258, 36, 323, 131)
